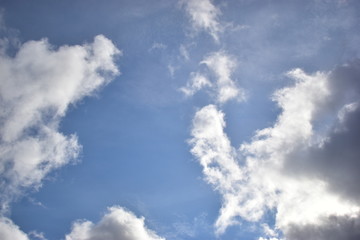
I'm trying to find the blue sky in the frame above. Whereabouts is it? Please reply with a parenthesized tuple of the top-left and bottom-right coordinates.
(1, 0, 360, 240)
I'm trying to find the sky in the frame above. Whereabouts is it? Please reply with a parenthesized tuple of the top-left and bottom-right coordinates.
(0, 0, 360, 240)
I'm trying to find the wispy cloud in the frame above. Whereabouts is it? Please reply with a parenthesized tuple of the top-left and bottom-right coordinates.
(180, 0, 222, 42)
(190, 62, 360, 238)
(149, 42, 167, 52)
(29, 230, 47, 240)
(201, 51, 246, 104)
(181, 51, 245, 104)
(170, 213, 210, 239)
(180, 72, 211, 97)
(65, 206, 164, 240)
(179, 44, 190, 61)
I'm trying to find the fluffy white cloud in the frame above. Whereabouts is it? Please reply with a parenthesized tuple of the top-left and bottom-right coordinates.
(181, 51, 245, 103)
(65, 206, 165, 240)
(180, 0, 222, 42)
(0, 217, 29, 240)
(0, 34, 120, 211)
(190, 62, 360, 239)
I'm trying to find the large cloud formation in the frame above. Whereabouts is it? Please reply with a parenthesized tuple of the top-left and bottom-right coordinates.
(0, 25, 166, 240)
(0, 31, 129, 238)
(0, 34, 120, 211)
(190, 61, 360, 239)
(65, 206, 165, 240)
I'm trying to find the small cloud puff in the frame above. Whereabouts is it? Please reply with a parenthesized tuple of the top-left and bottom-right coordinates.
(180, 51, 246, 104)
(180, 0, 223, 42)
(180, 72, 211, 96)
(65, 206, 165, 240)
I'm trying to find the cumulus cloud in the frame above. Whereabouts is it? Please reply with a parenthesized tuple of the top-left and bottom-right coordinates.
(190, 61, 360, 239)
(0, 217, 29, 240)
(285, 61, 360, 203)
(181, 51, 245, 103)
(0, 34, 120, 212)
(180, 0, 222, 42)
(65, 206, 165, 240)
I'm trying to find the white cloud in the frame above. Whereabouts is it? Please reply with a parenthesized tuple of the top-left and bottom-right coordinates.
(201, 51, 246, 104)
(0, 217, 29, 240)
(189, 104, 244, 234)
(180, 72, 211, 96)
(261, 223, 279, 238)
(167, 64, 178, 78)
(258, 238, 281, 240)
(179, 44, 190, 61)
(149, 42, 167, 52)
(29, 231, 47, 240)
(65, 206, 165, 240)
(0, 34, 120, 211)
(189, 62, 360, 239)
(180, 51, 245, 103)
(180, 0, 222, 42)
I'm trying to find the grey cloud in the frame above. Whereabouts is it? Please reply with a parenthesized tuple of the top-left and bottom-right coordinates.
(285, 61, 360, 204)
(308, 107, 360, 202)
(190, 61, 360, 239)
(285, 215, 360, 240)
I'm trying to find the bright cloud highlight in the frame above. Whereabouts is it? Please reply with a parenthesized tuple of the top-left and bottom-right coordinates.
(190, 62, 360, 239)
